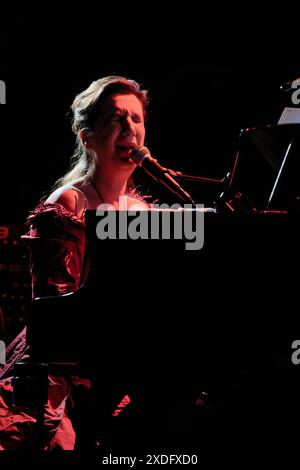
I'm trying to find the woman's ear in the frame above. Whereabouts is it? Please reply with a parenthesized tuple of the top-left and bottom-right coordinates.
(79, 130, 93, 149)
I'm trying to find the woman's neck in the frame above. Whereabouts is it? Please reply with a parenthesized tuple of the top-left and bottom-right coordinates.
(92, 173, 128, 204)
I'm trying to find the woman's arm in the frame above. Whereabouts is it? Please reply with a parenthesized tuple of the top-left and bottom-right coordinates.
(22, 190, 87, 298)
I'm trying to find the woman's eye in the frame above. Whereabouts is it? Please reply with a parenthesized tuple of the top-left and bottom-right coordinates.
(110, 114, 142, 124)
(111, 115, 123, 122)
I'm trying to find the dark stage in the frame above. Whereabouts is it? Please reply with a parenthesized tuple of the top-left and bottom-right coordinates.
(0, 6, 300, 466)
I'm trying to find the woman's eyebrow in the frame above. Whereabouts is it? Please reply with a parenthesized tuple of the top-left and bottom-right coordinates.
(100, 107, 122, 120)
(104, 107, 143, 119)
(111, 106, 123, 113)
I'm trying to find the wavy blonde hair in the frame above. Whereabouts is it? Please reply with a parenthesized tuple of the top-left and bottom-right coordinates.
(54, 76, 149, 190)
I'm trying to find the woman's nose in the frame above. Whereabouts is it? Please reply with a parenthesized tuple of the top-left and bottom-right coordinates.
(122, 117, 135, 135)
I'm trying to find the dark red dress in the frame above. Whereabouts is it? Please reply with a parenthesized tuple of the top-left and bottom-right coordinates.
(0, 201, 87, 450)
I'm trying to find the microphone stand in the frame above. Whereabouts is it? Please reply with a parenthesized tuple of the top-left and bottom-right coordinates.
(141, 164, 199, 207)
(164, 167, 229, 186)
(162, 168, 232, 210)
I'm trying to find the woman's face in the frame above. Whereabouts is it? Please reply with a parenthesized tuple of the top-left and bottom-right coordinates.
(90, 93, 146, 175)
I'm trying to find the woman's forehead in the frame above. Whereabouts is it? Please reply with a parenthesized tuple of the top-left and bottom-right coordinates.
(101, 93, 144, 113)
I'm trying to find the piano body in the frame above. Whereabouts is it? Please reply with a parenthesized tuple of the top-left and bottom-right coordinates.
(20, 209, 300, 450)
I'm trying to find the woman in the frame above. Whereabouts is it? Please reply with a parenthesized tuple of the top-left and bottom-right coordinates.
(0, 76, 151, 450)
(48, 75, 150, 213)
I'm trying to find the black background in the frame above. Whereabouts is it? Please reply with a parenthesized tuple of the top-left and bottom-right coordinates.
(0, 6, 299, 221)
(1, 4, 300, 463)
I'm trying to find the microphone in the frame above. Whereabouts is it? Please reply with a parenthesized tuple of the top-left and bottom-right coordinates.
(280, 77, 300, 91)
(130, 146, 197, 207)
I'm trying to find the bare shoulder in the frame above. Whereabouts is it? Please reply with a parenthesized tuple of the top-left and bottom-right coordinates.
(126, 195, 150, 210)
(46, 184, 87, 218)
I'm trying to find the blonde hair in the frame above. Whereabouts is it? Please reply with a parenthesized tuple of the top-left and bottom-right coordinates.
(54, 76, 149, 189)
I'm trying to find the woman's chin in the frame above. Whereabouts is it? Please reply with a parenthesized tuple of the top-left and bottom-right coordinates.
(117, 154, 135, 167)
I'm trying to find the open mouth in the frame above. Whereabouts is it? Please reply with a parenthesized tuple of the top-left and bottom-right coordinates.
(116, 145, 135, 158)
